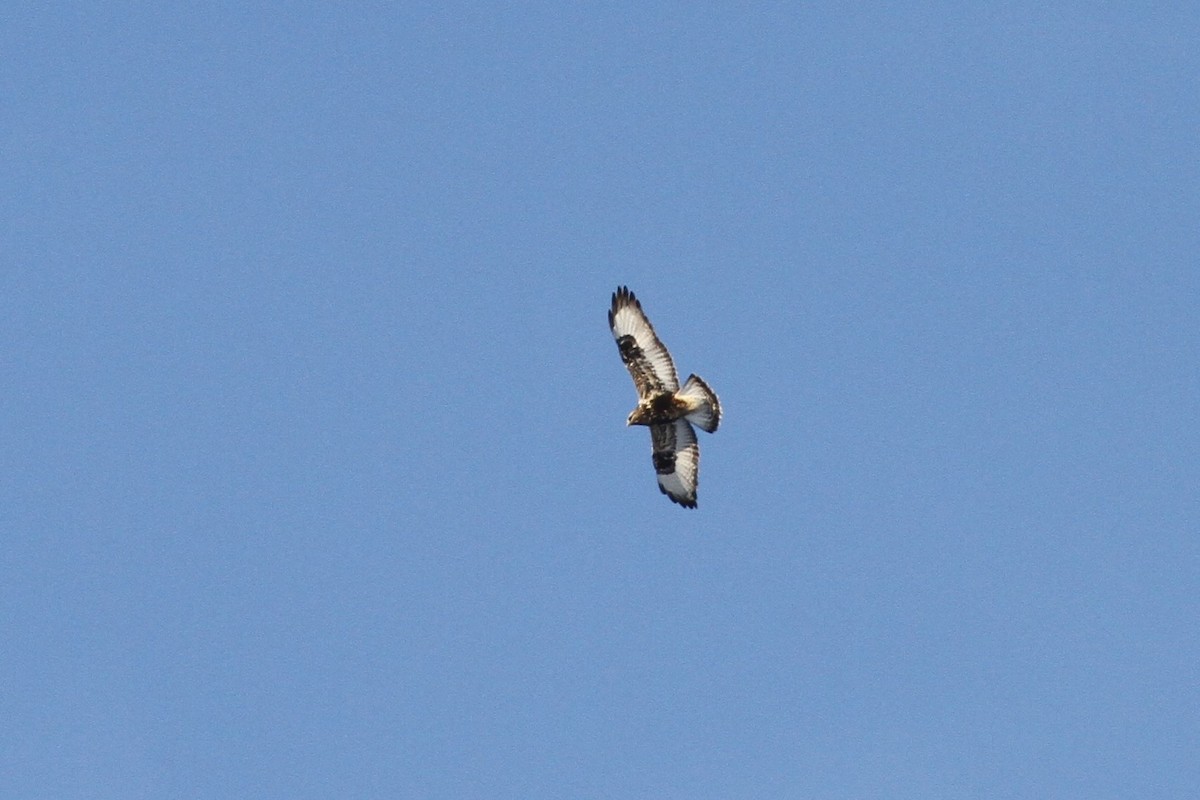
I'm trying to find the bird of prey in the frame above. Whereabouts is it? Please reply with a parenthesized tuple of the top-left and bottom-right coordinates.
(608, 286, 721, 508)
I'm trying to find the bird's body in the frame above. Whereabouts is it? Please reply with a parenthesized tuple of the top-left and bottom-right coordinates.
(608, 286, 721, 508)
(627, 392, 690, 426)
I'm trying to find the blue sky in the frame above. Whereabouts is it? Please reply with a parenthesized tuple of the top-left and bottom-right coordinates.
(3, 4, 1198, 798)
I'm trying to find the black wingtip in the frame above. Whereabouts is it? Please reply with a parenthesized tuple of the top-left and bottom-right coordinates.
(610, 285, 638, 326)
(660, 486, 698, 509)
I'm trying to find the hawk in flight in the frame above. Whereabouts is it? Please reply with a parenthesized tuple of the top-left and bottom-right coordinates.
(608, 286, 721, 508)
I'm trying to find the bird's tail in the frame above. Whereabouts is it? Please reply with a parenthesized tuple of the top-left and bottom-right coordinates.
(679, 374, 721, 433)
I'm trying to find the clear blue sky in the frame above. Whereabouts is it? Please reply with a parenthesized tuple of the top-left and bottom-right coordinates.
(3, 4, 1197, 798)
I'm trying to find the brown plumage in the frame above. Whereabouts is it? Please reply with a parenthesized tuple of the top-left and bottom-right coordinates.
(608, 286, 721, 508)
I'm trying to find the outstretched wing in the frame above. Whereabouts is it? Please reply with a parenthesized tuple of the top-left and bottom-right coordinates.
(650, 419, 700, 508)
(609, 286, 679, 397)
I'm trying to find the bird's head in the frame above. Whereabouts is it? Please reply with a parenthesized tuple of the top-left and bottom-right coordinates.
(627, 406, 649, 426)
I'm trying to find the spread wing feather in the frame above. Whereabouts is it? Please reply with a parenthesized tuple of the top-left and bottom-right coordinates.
(609, 286, 679, 396)
(650, 419, 700, 508)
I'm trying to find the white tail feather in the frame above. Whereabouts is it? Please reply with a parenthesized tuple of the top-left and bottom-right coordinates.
(679, 374, 721, 433)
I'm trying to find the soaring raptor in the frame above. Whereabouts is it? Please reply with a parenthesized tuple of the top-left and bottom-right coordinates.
(608, 286, 721, 508)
